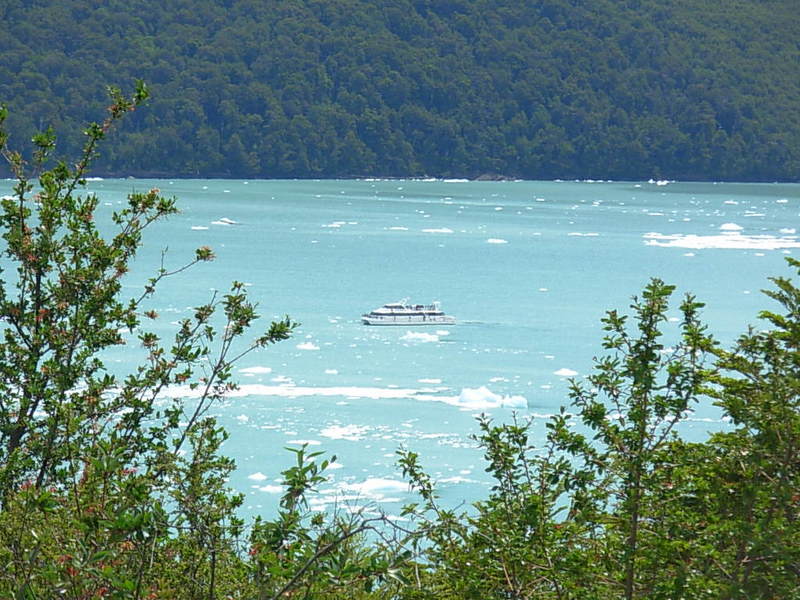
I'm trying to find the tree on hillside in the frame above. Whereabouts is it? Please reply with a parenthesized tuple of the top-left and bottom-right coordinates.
(0, 84, 407, 600)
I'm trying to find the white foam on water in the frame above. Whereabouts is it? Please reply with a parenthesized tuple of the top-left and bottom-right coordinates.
(780, 228, 796, 234)
(191, 226, 209, 230)
(554, 368, 578, 377)
(320, 424, 368, 441)
(388, 226, 408, 231)
(644, 231, 800, 250)
(236, 414, 249, 423)
(418, 378, 442, 384)
(567, 232, 599, 237)
(422, 227, 454, 234)
(324, 369, 339, 375)
(487, 238, 508, 244)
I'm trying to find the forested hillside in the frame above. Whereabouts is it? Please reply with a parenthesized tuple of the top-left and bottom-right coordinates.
(2, 0, 799, 180)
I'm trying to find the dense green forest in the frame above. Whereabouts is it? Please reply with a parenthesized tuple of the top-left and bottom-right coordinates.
(1, 91, 800, 598)
(1, 0, 799, 180)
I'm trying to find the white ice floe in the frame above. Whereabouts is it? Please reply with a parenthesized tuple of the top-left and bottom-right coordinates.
(439, 476, 476, 484)
(644, 231, 800, 250)
(487, 238, 508, 244)
(341, 478, 410, 495)
(447, 386, 527, 410)
(239, 366, 272, 374)
(296, 341, 320, 350)
(157, 382, 527, 410)
(320, 424, 368, 441)
(401, 331, 439, 343)
(422, 227, 454, 234)
(554, 368, 578, 377)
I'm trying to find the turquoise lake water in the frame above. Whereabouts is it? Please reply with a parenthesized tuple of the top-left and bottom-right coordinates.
(2, 178, 799, 518)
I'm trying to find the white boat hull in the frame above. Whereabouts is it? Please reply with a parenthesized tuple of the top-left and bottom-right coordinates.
(362, 314, 456, 326)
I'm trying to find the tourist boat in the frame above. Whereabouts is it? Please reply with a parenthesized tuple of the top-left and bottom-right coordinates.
(361, 300, 456, 326)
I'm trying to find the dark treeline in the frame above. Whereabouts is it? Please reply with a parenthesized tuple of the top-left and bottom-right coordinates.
(1, 0, 799, 180)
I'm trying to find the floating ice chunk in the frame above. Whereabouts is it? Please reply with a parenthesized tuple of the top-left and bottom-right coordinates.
(239, 366, 272, 374)
(342, 478, 410, 495)
(554, 368, 578, 377)
(453, 386, 527, 409)
(487, 238, 508, 244)
(440, 476, 476, 484)
(297, 342, 320, 351)
(644, 231, 800, 250)
(720, 223, 743, 231)
(320, 424, 367, 441)
(401, 331, 439, 343)
(248, 472, 268, 481)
